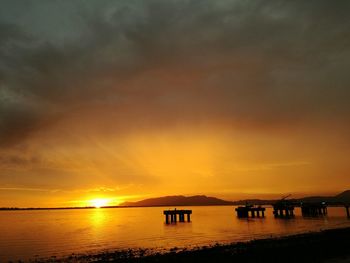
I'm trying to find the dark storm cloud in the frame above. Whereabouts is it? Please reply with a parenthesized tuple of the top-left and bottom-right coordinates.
(0, 0, 350, 147)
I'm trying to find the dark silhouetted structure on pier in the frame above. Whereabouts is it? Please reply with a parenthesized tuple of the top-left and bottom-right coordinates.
(273, 203, 295, 217)
(235, 205, 265, 218)
(163, 209, 192, 224)
(273, 194, 295, 218)
(301, 202, 327, 217)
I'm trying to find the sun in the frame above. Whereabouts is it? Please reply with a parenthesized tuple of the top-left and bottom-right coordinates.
(90, 198, 110, 208)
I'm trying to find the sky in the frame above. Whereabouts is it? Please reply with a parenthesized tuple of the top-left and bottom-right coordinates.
(0, 0, 349, 207)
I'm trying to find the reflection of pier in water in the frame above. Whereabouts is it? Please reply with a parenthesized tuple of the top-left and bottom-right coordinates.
(163, 209, 192, 224)
(235, 205, 265, 218)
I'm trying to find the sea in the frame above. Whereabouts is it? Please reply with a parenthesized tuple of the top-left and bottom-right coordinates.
(0, 206, 349, 261)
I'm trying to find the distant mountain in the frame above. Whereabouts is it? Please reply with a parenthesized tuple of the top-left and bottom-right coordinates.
(298, 190, 350, 204)
(120, 190, 350, 207)
(335, 190, 350, 202)
(231, 199, 275, 205)
(1, 190, 349, 210)
(298, 196, 335, 203)
(120, 195, 233, 207)
(232, 190, 350, 205)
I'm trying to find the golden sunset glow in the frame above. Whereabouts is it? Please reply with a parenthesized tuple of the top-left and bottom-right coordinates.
(90, 198, 110, 208)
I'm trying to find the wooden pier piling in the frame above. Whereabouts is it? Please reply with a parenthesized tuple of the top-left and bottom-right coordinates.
(164, 209, 192, 224)
(273, 203, 295, 218)
(235, 205, 266, 218)
(272, 194, 295, 218)
(301, 202, 328, 217)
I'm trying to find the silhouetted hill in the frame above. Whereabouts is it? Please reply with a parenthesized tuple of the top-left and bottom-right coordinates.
(232, 192, 350, 205)
(299, 196, 335, 203)
(120, 195, 233, 207)
(120, 190, 350, 207)
(1, 190, 349, 210)
(232, 190, 350, 205)
(231, 199, 274, 205)
(335, 190, 350, 202)
(298, 190, 350, 204)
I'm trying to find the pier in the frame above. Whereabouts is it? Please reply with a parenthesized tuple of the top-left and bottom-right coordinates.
(163, 209, 192, 224)
(273, 194, 295, 218)
(273, 203, 295, 218)
(235, 205, 265, 218)
(346, 205, 350, 218)
(301, 202, 327, 217)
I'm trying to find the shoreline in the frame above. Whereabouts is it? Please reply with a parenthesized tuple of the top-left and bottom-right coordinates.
(0, 204, 235, 211)
(32, 226, 350, 263)
(1, 204, 348, 211)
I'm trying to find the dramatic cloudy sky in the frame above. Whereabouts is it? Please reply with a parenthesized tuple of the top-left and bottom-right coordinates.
(0, 0, 349, 207)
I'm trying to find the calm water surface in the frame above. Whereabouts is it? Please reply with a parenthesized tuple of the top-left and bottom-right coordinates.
(1, 206, 350, 261)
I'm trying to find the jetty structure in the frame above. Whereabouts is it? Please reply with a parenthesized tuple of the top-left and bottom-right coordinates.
(235, 204, 266, 218)
(163, 209, 192, 224)
(273, 194, 295, 218)
(301, 202, 328, 217)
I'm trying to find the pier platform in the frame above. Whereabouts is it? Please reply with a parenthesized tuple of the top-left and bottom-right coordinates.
(273, 203, 295, 218)
(301, 202, 327, 217)
(163, 209, 192, 224)
(235, 205, 265, 218)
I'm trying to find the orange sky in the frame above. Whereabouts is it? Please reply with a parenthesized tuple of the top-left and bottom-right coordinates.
(0, 1, 349, 207)
(1, 122, 348, 207)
